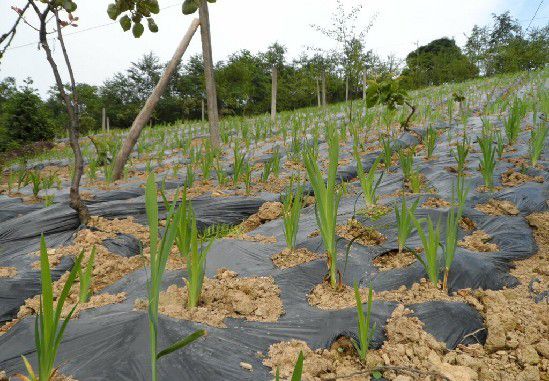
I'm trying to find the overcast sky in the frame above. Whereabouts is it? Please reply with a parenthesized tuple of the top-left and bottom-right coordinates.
(1, 0, 547, 97)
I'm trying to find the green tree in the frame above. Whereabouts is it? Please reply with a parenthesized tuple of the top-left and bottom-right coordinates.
(401, 38, 478, 88)
(0, 81, 54, 151)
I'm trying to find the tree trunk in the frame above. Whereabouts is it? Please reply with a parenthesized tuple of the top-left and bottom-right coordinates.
(271, 65, 277, 125)
(111, 18, 200, 181)
(316, 77, 321, 107)
(199, 0, 221, 149)
(36, 7, 89, 224)
(201, 98, 205, 122)
(102, 107, 106, 132)
(362, 70, 367, 100)
(345, 76, 349, 102)
(321, 70, 327, 106)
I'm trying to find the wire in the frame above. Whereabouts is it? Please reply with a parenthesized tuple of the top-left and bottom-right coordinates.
(4, 2, 181, 52)
(527, 0, 544, 30)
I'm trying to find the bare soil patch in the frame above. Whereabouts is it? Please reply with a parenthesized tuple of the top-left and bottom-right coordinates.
(336, 218, 386, 246)
(134, 269, 283, 328)
(475, 199, 519, 216)
(271, 248, 320, 269)
(501, 169, 544, 187)
(0, 267, 16, 278)
(373, 250, 417, 271)
(458, 230, 499, 252)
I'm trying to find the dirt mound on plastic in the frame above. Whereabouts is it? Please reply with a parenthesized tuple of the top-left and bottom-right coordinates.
(0, 268, 16, 278)
(271, 248, 320, 269)
(373, 250, 417, 271)
(458, 231, 499, 252)
(336, 219, 387, 246)
(475, 199, 519, 216)
(422, 197, 451, 208)
(501, 169, 543, 187)
(135, 269, 283, 328)
(238, 201, 283, 233)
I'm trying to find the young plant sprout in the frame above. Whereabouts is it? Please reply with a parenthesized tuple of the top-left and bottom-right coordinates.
(352, 282, 375, 362)
(395, 197, 420, 254)
(185, 215, 213, 308)
(529, 123, 548, 167)
(412, 215, 442, 286)
(494, 130, 505, 159)
(398, 149, 414, 179)
(503, 97, 527, 146)
(355, 151, 383, 207)
(78, 246, 96, 303)
(145, 174, 205, 381)
(381, 136, 393, 167)
(282, 181, 304, 250)
(477, 134, 497, 190)
(408, 170, 422, 193)
(215, 159, 227, 186)
(452, 136, 470, 174)
(19, 236, 85, 381)
(424, 125, 438, 159)
(303, 127, 342, 289)
(232, 145, 246, 185)
(443, 176, 469, 291)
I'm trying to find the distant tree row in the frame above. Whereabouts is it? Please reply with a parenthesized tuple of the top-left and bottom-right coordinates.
(0, 11, 547, 153)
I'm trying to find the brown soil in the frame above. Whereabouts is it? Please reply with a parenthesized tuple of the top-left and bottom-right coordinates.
(373, 250, 417, 271)
(227, 233, 277, 244)
(475, 199, 519, 216)
(475, 185, 504, 193)
(358, 204, 392, 220)
(134, 269, 284, 328)
(238, 201, 283, 233)
(460, 216, 477, 231)
(458, 231, 499, 252)
(336, 219, 387, 246)
(0, 267, 16, 278)
(501, 169, 544, 187)
(271, 248, 321, 269)
(422, 198, 451, 208)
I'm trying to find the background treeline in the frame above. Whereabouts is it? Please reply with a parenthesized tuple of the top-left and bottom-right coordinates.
(0, 11, 547, 152)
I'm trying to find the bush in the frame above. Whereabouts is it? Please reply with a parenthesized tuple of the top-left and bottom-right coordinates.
(0, 88, 55, 152)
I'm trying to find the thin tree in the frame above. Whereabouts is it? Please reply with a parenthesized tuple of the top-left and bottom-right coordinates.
(263, 43, 286, 126)
(1, 1, 90, 223)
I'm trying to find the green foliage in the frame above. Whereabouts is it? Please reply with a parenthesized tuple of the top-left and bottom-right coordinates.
(78, 247, 95, 303)
(478, 133, 497, 189)
(20, 236, 85, 381)
(366, 78, 407, 111)
(355, 152, 383, 207)
(529, 123, 548, 167)
(412, 216, 442, 286)
(397, 149, 414, 179)
(503, 97, 527, 146)
(144, 174, 204, 381)
(107, 0, 160, 37)
(0, 85, 55, 152)
(443, 177, 469, 290)
(275, 351, 304, 381)
(352, 282, 375, 362)
(282, 181, 304, 250)
(303, 127, 341, 289)
(401, 38, 479, 89)
(452, 136, 470, 174)
(424, 126, 438, 159)
(395, 197, 419, 254)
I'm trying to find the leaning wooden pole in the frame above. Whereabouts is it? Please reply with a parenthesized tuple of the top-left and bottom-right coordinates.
(270, 65, 278, 125)
(199, 0, 221, 149)
(111, 18, 200, 181)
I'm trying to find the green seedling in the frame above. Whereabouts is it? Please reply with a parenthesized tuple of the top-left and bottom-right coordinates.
(478, 134, 497, 190)
(303, 127, 341, 289)
(282, 181, 304, 250)
(395, 197, 420, 254)
(352, 282, 375, 362)
(529, 123, 548, 167)
(78, 246, 96, 303)
(425, 125, 438, 159)
(412, 215, 442, 286)
(355, 152, 383, 207)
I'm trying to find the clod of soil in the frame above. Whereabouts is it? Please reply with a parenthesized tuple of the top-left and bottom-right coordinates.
(458, 230, 499, 252)
(501, 169, 544, 187)
(358, 204, 391, 220)
(459, 216, 477, 231)
(238, 201, 283, 233)
(271, 248, 320, 269)
(135, 269, 283, 328)
(475, 199, 519, 216)
(373, 249, 417, 271)
(227, 233, 277, 244)
(421, 197, 451, 208)
(0, 267, 16, 278)
(336, 218, 386, 246)
(263, 338, 371, 381)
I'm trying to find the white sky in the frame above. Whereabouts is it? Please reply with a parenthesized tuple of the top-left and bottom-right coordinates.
(1, 0, 547, 97)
